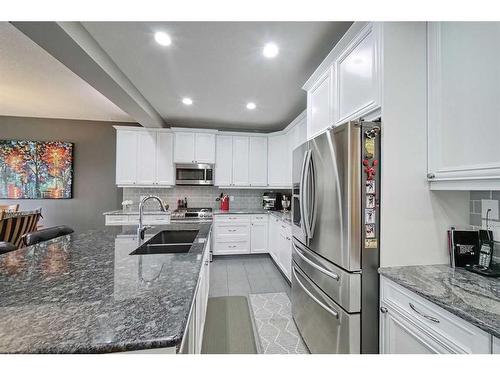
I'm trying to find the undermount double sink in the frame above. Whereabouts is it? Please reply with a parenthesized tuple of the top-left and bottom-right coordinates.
(130, 230, 200, 255)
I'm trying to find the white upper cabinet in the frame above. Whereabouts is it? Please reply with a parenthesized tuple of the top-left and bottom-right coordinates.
(428, 22, 500, 190)
(174, 132, 196, 163)
(303, 22, 381, 139)
(173, 131, 216, 164)
(137, 131, 157, 185)
(155, 132, 174, 186)
(336, 24, 380, 123)
(249, 137, 268, 187)
(194, 133, 216, 163)
(116, 130, 138, 186)
(115, 127, 174, 187)
(307, 68, 333, 139)
(268, 134, 290, 187)
(215, 135, 233, 186)
(232, 136, 250, 186)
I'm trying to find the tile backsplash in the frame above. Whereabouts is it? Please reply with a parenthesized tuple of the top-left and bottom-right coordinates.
(469, 191, 500, 260)
(122, 186, 291, 211)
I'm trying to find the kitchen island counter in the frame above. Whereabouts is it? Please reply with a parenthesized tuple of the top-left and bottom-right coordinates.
(0, 223, 211, 353)
(379, 264, 500, 338)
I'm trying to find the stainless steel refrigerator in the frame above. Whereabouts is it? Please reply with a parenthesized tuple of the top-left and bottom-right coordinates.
(291, 120, 381, 354)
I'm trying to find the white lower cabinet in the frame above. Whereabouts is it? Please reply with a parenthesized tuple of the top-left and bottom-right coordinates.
(380, 276, 492, 354)
(213, 215, 251, 255)
(380, 303, 452, 354)
(267, 215, 292, 282)
(250, 214, 268, 253)
(213, 213, 291, 281)
(181, 239, 210, 354)
(105, 214, 170, 226)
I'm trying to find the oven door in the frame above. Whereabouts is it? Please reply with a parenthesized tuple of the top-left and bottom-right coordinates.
(175, 164, 214, 185)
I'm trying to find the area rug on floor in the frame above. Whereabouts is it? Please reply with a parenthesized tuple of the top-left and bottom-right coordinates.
(249, 292, 309, 354)
(201, 296, 258, 354)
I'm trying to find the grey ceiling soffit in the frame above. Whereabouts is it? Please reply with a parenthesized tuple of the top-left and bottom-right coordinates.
(11, 21, 164, 128)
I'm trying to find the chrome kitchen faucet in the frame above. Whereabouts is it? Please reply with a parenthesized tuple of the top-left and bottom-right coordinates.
(137, 195, 168, 242)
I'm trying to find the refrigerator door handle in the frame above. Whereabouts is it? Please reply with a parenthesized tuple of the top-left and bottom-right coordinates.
(292, 240, 340, 281)
(299, 149, 309, 239)
(303, 150, 312, 239)
(292, 267, 339, 319)
(308, 151, 317, 240)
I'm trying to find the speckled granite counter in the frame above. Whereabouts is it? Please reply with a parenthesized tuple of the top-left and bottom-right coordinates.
(379, 265, 500, 338)
(269, 211, 292, 223)
(0, 223, 211, 353)
(214, 209, 291, 223)
(103, 210, 171, 216)
(213, 208, 269, 215)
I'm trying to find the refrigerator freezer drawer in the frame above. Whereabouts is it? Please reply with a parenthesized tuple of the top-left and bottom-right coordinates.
(292, 238, 361, 313)
(292, 263, 360, 354)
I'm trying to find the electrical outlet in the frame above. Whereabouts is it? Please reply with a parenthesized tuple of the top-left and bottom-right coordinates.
(481, 199, 499, 220)
(230, 195, 234, 202)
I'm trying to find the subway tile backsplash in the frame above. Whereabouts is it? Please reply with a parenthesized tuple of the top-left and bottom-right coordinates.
(122, 186, 291, 211)
(469, 190, 500, 260)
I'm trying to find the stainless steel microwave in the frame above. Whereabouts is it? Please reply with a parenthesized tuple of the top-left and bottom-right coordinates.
(175, 163, 214, 186)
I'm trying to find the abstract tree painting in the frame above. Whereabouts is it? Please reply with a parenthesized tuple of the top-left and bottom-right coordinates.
(0, 140, 73, 199)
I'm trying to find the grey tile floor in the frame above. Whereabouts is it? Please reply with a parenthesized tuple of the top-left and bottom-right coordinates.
(209, 254, 291, 298)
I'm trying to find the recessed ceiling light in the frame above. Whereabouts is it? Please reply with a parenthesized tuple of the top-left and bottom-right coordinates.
(182, 97, 193, 106)
(246, 102, 256, 110)
(263, 42, 279, 58)
(154, 31, 172, 46)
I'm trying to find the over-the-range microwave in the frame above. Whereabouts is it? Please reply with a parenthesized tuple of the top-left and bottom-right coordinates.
(175, 163, 214, 186)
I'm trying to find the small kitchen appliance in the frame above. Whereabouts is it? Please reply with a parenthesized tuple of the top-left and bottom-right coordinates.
(262, 192, 282, 211)
(175, 163, 214, 186)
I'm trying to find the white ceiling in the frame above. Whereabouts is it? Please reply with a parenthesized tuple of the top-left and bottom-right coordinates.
(83, 22, 352, 131)
(0, 22, 134, 123)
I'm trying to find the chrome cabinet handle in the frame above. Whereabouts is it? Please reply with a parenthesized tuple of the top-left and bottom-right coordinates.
(292, 240, 339, 281)
(292, 267, 338, 319)
(409, 303, 440, 323)
(380, 306, 388, 313)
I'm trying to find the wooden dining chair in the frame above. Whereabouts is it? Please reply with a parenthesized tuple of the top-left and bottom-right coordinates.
(0, 209, 42, 249)
(0, 204, 19, 213)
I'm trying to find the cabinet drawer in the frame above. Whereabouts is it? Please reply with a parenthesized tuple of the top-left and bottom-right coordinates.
(105, 215, 129, 225)
(251, 214, 268, 222)
(215, 224, 249, 236)
(214, 240, 249, 252)
(381, 277, 491, 353)
(143, 214, 170, 224)
(214, 215, 251, 223)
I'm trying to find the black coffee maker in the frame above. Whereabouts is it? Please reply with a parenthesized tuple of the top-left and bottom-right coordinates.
(262, 192, 282, 211)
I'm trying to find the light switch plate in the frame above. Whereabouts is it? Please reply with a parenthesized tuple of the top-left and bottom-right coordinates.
(481, 199, 499, 220)
(230, 195, 234, 202)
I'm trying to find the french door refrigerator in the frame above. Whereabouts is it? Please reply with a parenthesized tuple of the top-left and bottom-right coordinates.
(291, 120, 381, 354)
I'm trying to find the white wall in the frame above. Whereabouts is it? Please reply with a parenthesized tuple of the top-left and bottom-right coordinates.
(380, 22, 469, 267)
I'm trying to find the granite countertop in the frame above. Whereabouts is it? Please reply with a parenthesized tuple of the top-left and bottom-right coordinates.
(0, 223, 211, 353)
(213, 209, 292, 223)
(213, 208, 269, 215)
(379, 264, 500, 338)
(103, 210, 171, 215)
